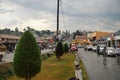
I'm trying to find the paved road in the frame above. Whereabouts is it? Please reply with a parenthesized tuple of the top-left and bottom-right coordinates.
(0, 49, 54, 64)
(78, 48, 120, 80)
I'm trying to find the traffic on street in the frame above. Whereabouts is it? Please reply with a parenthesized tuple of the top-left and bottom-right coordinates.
(78, 48, 120, 80)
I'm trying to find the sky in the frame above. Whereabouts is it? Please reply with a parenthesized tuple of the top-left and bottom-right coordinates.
(0, 0, 120, 33)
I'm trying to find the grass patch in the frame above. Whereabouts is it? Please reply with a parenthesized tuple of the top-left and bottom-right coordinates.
(8, 54, 75, 80)
(0, 62, 13, 80)
(79, 59, 89, 80)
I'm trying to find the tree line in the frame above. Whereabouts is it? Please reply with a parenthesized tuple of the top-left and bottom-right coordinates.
(0, 27, 54, 37)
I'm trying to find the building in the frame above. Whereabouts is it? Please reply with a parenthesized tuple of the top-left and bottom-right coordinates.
(75, 36, 88, 44)
(87, 31, 112, 45)
(95, 30, 120, 48)
(114, 30, 120, 47)
(0, 34, 20, 51)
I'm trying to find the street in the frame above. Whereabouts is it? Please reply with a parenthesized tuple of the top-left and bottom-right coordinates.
(0, 49, 54, 64)
(78, 48, 120, 80)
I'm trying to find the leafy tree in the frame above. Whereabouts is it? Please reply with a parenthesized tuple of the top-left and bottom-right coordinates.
(63, 43, 69, 53)
(55, 41, 63, 60)
(13, 30, 41, 80)
(15, 27, 19, 32)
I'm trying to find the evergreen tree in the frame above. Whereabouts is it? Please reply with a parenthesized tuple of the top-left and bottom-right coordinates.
(13, 30, 41, 80)
(55, 41, 63, 60)
(63, 43, 69, 53)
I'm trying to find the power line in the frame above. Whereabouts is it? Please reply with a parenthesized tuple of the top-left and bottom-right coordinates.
(60, 0, 67, 31)
(62, 1, 115, 27)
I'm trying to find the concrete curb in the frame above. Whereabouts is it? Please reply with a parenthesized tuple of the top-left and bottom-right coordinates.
(74, 53, 83, 80)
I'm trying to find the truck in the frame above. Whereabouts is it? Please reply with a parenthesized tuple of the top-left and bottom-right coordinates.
(0, 43, 7, 61)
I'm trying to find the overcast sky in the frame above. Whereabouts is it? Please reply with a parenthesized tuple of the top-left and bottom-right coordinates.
(0, 0, 120, 32)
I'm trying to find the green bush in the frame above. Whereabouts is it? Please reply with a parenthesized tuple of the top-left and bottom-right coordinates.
(63, 43, 69, 53)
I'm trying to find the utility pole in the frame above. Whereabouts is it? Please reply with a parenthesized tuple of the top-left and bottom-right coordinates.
(57, 0, 60, 38)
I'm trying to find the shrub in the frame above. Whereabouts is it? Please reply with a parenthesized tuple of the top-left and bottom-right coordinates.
(63, 43, 69, 53)
(55, 41, 63, 60)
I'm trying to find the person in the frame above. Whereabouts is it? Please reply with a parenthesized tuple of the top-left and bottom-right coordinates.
(115, 46, 120, 63)
(97, 45, 100, 55)
(103, 46, 107, 61)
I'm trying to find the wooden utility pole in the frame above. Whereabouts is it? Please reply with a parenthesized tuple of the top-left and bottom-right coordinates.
(57, 0, 60, 37)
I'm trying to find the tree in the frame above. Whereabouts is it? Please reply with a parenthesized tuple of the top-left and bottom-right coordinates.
(63, 43, 69, 53)
(15, 27, 19, 32)
(55, 41, 63, 60)
(13, 30, 41, 80)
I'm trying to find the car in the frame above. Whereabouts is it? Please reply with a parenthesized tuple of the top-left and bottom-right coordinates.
(48, 45, 53, 49)
(78, 44, 82, 48)
(92, 46, 97, 52)
(86, 45, 93, 51)
(106, 47, 116, 56)
(70, 44, 78, 52)
(99, 44, 106, 54)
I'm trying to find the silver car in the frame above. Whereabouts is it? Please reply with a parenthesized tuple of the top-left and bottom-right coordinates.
(106, 47, 116, 56)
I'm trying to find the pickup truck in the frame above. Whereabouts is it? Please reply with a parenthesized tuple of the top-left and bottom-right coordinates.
(0, 44, 7, 61)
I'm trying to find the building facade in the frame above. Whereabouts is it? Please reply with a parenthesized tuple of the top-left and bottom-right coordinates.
(87, 31, 112, 45)
(75, 36, 88, 44)
(0, 34, 20, 51)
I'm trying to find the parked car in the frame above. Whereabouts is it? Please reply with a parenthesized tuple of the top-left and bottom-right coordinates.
(86, 45, 93, 51)
(78, 44, 82, 48)
(99, 45, 106, 54)
(92, 46, 97, 52)
(48, 45, 53, 49)
(106, 47, 116, 56)
(70, 44, 78, 52)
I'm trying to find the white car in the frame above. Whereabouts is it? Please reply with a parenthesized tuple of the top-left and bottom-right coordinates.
(99, 45, 106, 54)
(92, 46, 97, 52)
(86, 45, 93, 51)
(106, 47, 116, 56)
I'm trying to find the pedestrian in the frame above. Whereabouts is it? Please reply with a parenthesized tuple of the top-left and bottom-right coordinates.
(115, 46, 120, 63)
(103, 46, 107, 61)
(97, 45, 100, 55)
(84, 45, 87, 51)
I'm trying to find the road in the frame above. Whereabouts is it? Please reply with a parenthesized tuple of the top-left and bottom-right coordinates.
(78, 48, 120, 80)
(0, 49, 54, 64)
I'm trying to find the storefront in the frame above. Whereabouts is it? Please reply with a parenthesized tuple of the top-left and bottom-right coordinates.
(115, 35, 120, 47)
(107, 36, 115, 47)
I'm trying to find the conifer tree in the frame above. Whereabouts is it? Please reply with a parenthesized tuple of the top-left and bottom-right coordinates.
(13, 30, 41, 80)
(55, 41, 63, 60)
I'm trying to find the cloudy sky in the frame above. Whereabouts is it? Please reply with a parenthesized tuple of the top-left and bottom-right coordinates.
(0, 0, 120, 32)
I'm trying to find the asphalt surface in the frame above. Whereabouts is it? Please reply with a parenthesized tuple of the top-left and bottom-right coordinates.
(0, 49, 54, 64)
(78, 48, 120, 80)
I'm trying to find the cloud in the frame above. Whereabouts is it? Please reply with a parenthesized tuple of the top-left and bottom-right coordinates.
(0, 0, 120, 33)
